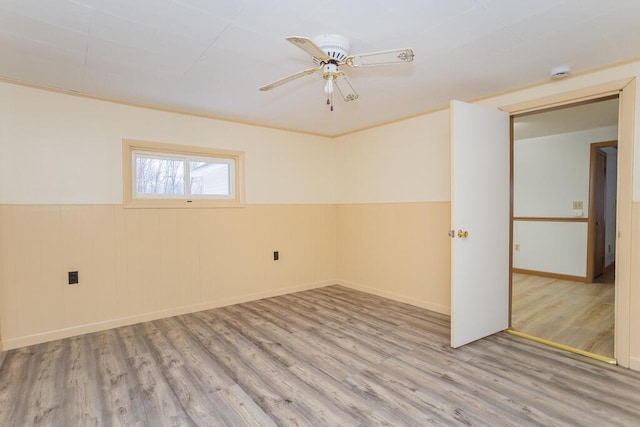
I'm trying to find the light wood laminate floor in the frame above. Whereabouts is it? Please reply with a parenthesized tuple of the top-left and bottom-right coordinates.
(2, 285, 639, 426)
(512, 273, 614, 357)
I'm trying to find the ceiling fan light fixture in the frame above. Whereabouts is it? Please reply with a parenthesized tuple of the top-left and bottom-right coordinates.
(324, 76, 334, 94)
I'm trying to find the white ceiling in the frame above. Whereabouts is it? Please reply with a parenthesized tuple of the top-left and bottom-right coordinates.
(1, 0, 639, 137)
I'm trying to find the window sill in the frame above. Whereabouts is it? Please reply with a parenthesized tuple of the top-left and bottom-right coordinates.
(124, 199, 245, 209)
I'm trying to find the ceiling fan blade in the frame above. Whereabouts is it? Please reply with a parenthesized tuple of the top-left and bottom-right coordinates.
(259, 65, 323, 91)
(345, 48, 415, 67)
(286, 36, 329, 61)
(334, 73, 358, 102)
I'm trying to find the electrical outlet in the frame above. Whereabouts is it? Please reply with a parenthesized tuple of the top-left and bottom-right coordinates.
(273, 251, 279, 261)
(572, 201, 583, 210)
(68, 271, 79, 285)
(514, 244, 520, 251)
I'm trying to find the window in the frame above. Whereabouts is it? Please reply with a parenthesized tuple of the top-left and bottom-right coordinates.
(123, 139, 244, 208)
(133, 153, 233, 198)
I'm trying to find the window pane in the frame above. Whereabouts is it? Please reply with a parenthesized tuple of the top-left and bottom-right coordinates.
(190, 161, 230, 195)
(135, 156, 185, 195)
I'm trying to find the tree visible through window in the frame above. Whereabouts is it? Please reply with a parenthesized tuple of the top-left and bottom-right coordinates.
(136, 155, 185, 195)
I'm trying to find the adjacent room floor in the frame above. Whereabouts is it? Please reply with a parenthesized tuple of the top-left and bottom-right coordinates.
(1, 285, 637, 426)
(511, 272, 615, 358)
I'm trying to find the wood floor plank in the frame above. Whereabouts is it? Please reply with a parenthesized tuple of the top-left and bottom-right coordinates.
(139, 320, 227, 426)
(512, 273, 614, 357)
(179, 311, 322, 426)
(15, 342, 67, 426)
(60, 335, 107, 426)
(213, 308, 299, 369)
(463, 334, 640, 424)
(373, 338, 549, 426)
(378, 355, 537, 426)
(117, 324, 196, 426)
(286, 362, 414, 426)
(245, 299, 382, 376)
(0, 347, 32, 424)
(193, 312, 363, 426)
(342, 372, 451, 426)
(214, 384, 278, 427)
(1, 285, 640, 426)
(267, 296, 398, 364)
(223, 306, 361, 382)
(92, 328, 144, 426)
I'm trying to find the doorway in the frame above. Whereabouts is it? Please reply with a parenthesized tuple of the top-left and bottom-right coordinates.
(510, 97, 619, 360)
(450, 78, 635, 367)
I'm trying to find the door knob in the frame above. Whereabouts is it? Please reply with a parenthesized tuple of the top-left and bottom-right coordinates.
(457, 229, 469, 238)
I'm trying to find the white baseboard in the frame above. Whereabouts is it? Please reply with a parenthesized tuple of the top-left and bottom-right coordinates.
(1, 279, 450, 351)
(336, 279, 450, 316)
(1, 279, 334, 351)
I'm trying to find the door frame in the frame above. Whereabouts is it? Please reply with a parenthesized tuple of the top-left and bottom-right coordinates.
(587, 140, 618, 283)
(502, 77, 636, 368)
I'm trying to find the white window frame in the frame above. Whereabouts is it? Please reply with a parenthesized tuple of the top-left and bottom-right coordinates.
(123, 139, 244, 208)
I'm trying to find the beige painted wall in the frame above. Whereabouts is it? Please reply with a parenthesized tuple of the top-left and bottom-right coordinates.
(337, 202, 450, 314)
(0, 204, 336, 349)
(333, 109, 452, 317)
(335, 109, 450, 204)
(0, 82, 336, 205)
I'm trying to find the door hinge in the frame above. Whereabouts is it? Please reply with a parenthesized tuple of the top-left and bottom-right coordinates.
(448, 229, 455, 238)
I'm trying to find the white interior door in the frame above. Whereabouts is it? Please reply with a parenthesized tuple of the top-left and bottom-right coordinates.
(451, 100, 510, 348)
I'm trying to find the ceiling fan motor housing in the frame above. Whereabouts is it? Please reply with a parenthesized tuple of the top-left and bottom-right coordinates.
(313, 34, 350, 63)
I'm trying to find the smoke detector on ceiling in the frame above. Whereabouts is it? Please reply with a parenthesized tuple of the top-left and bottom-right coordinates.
(550, 65, 571, 79)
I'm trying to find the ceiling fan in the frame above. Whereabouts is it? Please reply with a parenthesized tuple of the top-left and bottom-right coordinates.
(259, 34, 415, 111)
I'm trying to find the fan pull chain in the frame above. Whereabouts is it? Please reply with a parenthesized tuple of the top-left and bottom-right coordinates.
(328, 91, 334, 111)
